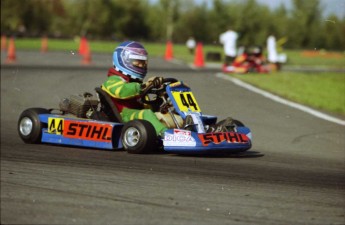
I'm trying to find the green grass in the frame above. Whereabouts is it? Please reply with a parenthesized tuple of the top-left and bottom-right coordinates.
(13, 38, 79, 52)
(3, 37, 345, 116)
(284, 50, 345, 68)
(231, 72, 345, 115)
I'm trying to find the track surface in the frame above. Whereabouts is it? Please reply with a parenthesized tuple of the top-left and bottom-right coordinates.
(1, 51, 344, 225)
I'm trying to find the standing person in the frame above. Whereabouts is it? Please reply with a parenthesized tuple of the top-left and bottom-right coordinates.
(101, 41, 167, 136)
(266, 34, 287, 70)
(219, 27, 239, 66)
(186, 36, 196, 54)
(267, 34, 278, 64)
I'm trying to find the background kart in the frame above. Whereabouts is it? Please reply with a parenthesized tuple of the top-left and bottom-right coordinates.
(223, 46, 270, 74)
(18, 78, 252, 154)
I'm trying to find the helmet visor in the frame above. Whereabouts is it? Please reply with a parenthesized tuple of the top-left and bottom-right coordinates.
(126, 53, 148, 70)
(131, 59, 148, 70)
(115, 45, 148, 79)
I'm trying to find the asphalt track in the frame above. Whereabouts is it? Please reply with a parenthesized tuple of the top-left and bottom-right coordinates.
(1, 51, 344, 225)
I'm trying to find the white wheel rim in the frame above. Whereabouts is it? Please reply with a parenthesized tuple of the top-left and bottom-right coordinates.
(19, 117, 33, 136)
(123, 127, 140, 147)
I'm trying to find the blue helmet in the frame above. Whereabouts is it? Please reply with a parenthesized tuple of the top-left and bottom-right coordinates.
(113, 41, 148, 81)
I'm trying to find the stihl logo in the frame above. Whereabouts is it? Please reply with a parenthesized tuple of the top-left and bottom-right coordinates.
(63, 121, 112, 142)
(198, 132, 249, 146)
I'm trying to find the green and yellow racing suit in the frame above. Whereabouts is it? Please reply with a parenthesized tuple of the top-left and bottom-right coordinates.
(101, 68, 167, 136)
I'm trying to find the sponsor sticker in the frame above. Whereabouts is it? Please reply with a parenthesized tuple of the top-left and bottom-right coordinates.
(164, 129, 196, 147)
(48, 118, 64, 135)
(63, 120, 112, 142)
(48, 117, 112, 142)
(198, 132, 249, 146)
(171, 91, 200, 112)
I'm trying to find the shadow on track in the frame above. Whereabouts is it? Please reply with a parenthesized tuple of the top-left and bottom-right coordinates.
(165, 150, 264, 158)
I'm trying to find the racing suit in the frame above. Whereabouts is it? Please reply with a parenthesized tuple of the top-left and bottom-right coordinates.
(101, 68, 167, 136)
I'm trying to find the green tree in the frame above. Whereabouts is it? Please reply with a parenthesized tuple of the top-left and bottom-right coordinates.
(321, 15, 345, 50)
(287, 0, 322, 48)
(146, 4, 166, 41)
(116, 0, 150, 40)
(49, 0, 68, 37)
(241, 0, 271, 47)
(174, 2, 211, 43)
(1, 0, 344, 50)
(63, 0, 115, 38)
(158, 0, 180, 41)
(1, 0, 53, 36)
(209, 0, 234, 34)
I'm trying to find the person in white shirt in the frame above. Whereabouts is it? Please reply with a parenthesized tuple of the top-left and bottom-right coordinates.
(266, 34, 287, 70)
(267, 34, 278, 63)
(186, 36, 196, 54)
(219, 27, 239, 66)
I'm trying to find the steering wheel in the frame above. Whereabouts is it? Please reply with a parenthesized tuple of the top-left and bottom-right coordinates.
(141, 78, 178, 105)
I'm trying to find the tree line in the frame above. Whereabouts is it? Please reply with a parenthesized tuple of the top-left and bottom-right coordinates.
(1, 0, 344, 50)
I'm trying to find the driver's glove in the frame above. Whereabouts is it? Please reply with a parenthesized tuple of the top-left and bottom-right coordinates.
(141, 76, 164, 92)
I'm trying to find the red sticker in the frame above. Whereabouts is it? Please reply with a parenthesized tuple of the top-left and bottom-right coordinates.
(198, 132, 249, 146)
(63, 120, 112, 142)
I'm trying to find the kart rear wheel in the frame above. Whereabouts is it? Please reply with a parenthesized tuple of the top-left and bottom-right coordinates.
(18, 108, 50, 144)
(121, 120, 157, 154)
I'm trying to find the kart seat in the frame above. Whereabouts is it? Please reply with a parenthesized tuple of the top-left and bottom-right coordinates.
(95, 87, 123, 123)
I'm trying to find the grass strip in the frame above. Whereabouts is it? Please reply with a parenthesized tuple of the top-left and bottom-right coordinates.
(231, 72, 345, 116)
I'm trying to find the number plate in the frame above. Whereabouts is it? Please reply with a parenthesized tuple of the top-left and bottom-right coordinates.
(48, 118, 64, 135)
(171, 91, 201, 112)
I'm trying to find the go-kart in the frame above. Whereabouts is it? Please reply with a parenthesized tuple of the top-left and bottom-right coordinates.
(223, 46, 270, 74)
(17, 78, 252, 154)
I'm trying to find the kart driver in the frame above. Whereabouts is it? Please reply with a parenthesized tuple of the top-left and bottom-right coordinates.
(231, 46, 269, 73)
(101, 41, 167, 136)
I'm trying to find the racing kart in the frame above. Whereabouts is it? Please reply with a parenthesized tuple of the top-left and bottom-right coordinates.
(223, 46, 270, 74)
(17, 78, 252, 154)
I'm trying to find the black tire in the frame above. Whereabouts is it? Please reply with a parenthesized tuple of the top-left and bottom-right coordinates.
(18, 108, 50, 144)
(121, 120, 157, 154)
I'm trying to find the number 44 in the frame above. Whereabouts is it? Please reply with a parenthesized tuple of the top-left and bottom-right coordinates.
(180, 93, 198, 111)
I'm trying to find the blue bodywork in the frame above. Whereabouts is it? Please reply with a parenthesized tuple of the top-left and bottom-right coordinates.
(39, 114, 123, 150)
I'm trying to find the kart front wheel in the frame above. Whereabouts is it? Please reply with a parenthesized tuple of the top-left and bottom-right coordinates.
(18, 108, 50, 144)
(121, 120, 157, 154)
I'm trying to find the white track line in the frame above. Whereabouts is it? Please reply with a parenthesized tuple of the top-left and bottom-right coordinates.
(216, 73, 345, 126)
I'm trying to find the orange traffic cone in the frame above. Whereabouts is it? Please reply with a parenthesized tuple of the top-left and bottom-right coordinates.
(6, 37, 16, 64)
(1, 35, 7, 51)
(41, 36, 48, 53)
(194, 42, 204, 67)
(165, 41, 173, 61)
(79, 36, 88, 56)
(81, 42, 92, 65)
